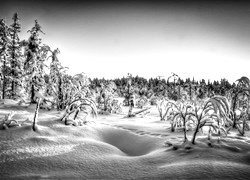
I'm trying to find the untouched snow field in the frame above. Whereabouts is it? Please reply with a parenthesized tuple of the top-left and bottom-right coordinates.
(0, 100, 250, 179)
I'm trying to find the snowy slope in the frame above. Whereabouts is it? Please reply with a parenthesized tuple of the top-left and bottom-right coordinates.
(0, 101, 250, 179)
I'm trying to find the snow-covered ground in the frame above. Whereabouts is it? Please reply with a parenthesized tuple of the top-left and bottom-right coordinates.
(0, 100, 250, 179)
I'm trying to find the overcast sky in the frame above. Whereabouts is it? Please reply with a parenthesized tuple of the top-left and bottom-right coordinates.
(1, 0, 250, 83)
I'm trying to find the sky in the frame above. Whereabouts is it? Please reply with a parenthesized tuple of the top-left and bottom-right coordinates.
(1, 0, 250, 83)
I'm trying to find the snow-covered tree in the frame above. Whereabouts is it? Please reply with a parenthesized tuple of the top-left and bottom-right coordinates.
(97, 81, 116, 113)
(59, 73, 98, 125)
(123, 73, 136, 116)
(190, 96, 230, 144)
(23, 20, 48, 103)
(8, 13, 23, 99)
(228, 76, 250, 128)
(71, 73, 90, 99)
(47, 47, 68, 110)
(0, 19, 11, 99)
(167, 100, 194, 142)
(51, 72, 92, 110)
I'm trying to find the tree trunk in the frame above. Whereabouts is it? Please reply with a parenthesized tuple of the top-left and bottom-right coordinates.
(192, 118, 200, 144)
(104, 96, 107, 112)
(31, 83, 36, 103)
(11, 81, 15, 99)
(232, 94, 238, 128)
(128, 103, 133, 116)
(57, 76, 63, 110)
(11, 46, 15, 99)
(241, 116, 246, 136)
(208, 127, 212, 140)
(73, 107, 80, 120)
(127, 83, 133, 116)
(183, 116, 187, 142)
(2, 56, 6, 99)
(171, 122, 175, 132)
(32, 98, 41, 131)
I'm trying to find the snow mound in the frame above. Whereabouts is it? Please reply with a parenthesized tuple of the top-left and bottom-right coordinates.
(99, 126, 160, 156)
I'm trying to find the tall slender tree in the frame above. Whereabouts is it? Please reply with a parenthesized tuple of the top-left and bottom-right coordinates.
(47, 47, 68, 110)
(126, 73, 135, 116)
(24, 20, 48, 103)
(8, 13, 23, 99)
(0, 19, 11, 99)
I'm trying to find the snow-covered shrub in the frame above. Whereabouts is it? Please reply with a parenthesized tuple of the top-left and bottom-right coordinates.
(110, 98, 123, 114)
(189, 96, 231, 144)
(96, 81, 116, 113)
(149, 96, 159, 106)
(156, 98, 172, 121)
(61, 98, 97, 126)
(0, 111, 20, 130)
(166, 100, 194, 142)
(230, 107, 250, 136)
(136, 96, 148, 109)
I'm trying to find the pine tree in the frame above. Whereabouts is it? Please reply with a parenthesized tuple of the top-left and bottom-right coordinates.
(8, 13, 23, 99)
(24, 20, 48, 103)
(71, 72, 90, 99)
(0, 19, 11, 99)
(126, 74, 135, 116)
(47, 47, 68, 110)
(98, 81, 116, 112)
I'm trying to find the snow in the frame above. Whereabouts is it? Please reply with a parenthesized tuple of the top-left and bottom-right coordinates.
(0, 101, 250, 179)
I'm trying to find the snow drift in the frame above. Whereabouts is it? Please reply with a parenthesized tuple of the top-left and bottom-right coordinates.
(0, 101, 250, 179)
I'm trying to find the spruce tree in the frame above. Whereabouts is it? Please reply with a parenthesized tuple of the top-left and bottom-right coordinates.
(48, 47, 68, 110)
(0, 19, 11, 99)
(24, 20, 47, 103)
(8, 13, 23, 99)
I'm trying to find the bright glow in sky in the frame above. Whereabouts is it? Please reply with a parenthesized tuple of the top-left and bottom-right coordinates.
(1, 0, 250, 83)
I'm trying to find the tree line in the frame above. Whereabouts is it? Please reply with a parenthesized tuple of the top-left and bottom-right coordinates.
(90, 74, 234, 102)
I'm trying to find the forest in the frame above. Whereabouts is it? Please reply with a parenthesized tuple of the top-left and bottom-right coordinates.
(1, 13, 250, 179)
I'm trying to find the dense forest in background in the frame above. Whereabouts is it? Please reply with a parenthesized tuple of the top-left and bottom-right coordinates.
(91, 75, 233, 100)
